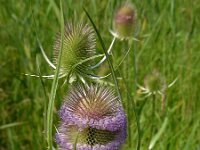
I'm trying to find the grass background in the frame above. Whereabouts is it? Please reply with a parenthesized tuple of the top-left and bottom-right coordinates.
(0, 0, 200, 149)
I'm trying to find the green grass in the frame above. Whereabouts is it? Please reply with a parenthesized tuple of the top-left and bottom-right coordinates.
(0, 0, 200, 150)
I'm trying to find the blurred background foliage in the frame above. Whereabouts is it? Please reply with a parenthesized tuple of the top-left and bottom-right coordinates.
(0, 0, 200, 149)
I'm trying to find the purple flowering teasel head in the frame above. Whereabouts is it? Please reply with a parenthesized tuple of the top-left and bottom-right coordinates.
(55, 84, 126, 150)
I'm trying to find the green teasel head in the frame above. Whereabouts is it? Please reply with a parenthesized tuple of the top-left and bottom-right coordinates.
(144, 70, 166, 94)
(113, 2, 136, 40)
(53, 22, 96, 77)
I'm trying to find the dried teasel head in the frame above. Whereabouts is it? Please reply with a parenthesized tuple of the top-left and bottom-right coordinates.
(55, 84, 126, 150)
(53, 22, 96, 77)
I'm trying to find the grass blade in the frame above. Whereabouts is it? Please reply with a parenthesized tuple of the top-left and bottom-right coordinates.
(148, 117, 168, 150)
(46, 0, 64, 149)
(83, 8, 122, 102)
(0, 122, 25, 130)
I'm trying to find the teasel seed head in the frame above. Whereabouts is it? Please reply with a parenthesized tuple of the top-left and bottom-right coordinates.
(144, 70, 166, 94)
(113, 3, 136, 40)
(55, 84, 126, 150)
(53, 22, 96, 76)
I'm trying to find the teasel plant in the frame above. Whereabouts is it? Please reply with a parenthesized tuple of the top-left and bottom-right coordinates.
(137, 69, 178, 111)
(47, 15, 128, 149)
(32, 16, 127, 144)
(49, 12, 128, 149)
(26, 3, 138, 88)
(136, 69, 178, 149)
(26, 17, 132, 86)
(27, 0, 142, 149)
(27, 21, 105, 82)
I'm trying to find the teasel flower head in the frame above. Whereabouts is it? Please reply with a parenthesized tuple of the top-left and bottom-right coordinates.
(137, 69, 177, 98)
(112, 2, 136, 40)
(55, 84, 126, 150)
(53, 22, 96, 77)
(144, 70, 166, 95)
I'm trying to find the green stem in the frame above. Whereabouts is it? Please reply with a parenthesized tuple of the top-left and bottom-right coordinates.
(149, 94, 156, 148)
(129, 39, 140, 150)
(120, 72, 140, 150)
(121, 40, 132, 148)
(36, 55, 48, 147)
(46, 0, 64, 149)
(129, 39, 137, 85)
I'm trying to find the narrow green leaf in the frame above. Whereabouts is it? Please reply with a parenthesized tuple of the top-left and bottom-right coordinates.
(0, 122, 25, 130)
(46, 0, 64, 149)
(83, 8, 122, 102)
(149, 117, 168, 150)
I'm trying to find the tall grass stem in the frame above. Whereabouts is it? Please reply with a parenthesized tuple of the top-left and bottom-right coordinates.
(129, 39, 141, 150)
(46, 0, 64, 149)
(148, 95, 156, 148)
(84, 8, 122, 102)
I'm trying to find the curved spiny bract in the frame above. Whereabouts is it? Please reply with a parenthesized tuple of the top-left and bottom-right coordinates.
(53, 22, 96, 77)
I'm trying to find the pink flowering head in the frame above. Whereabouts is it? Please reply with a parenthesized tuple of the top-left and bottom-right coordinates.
(55, 84, 126, 150)
(113, 3, 136, 40)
